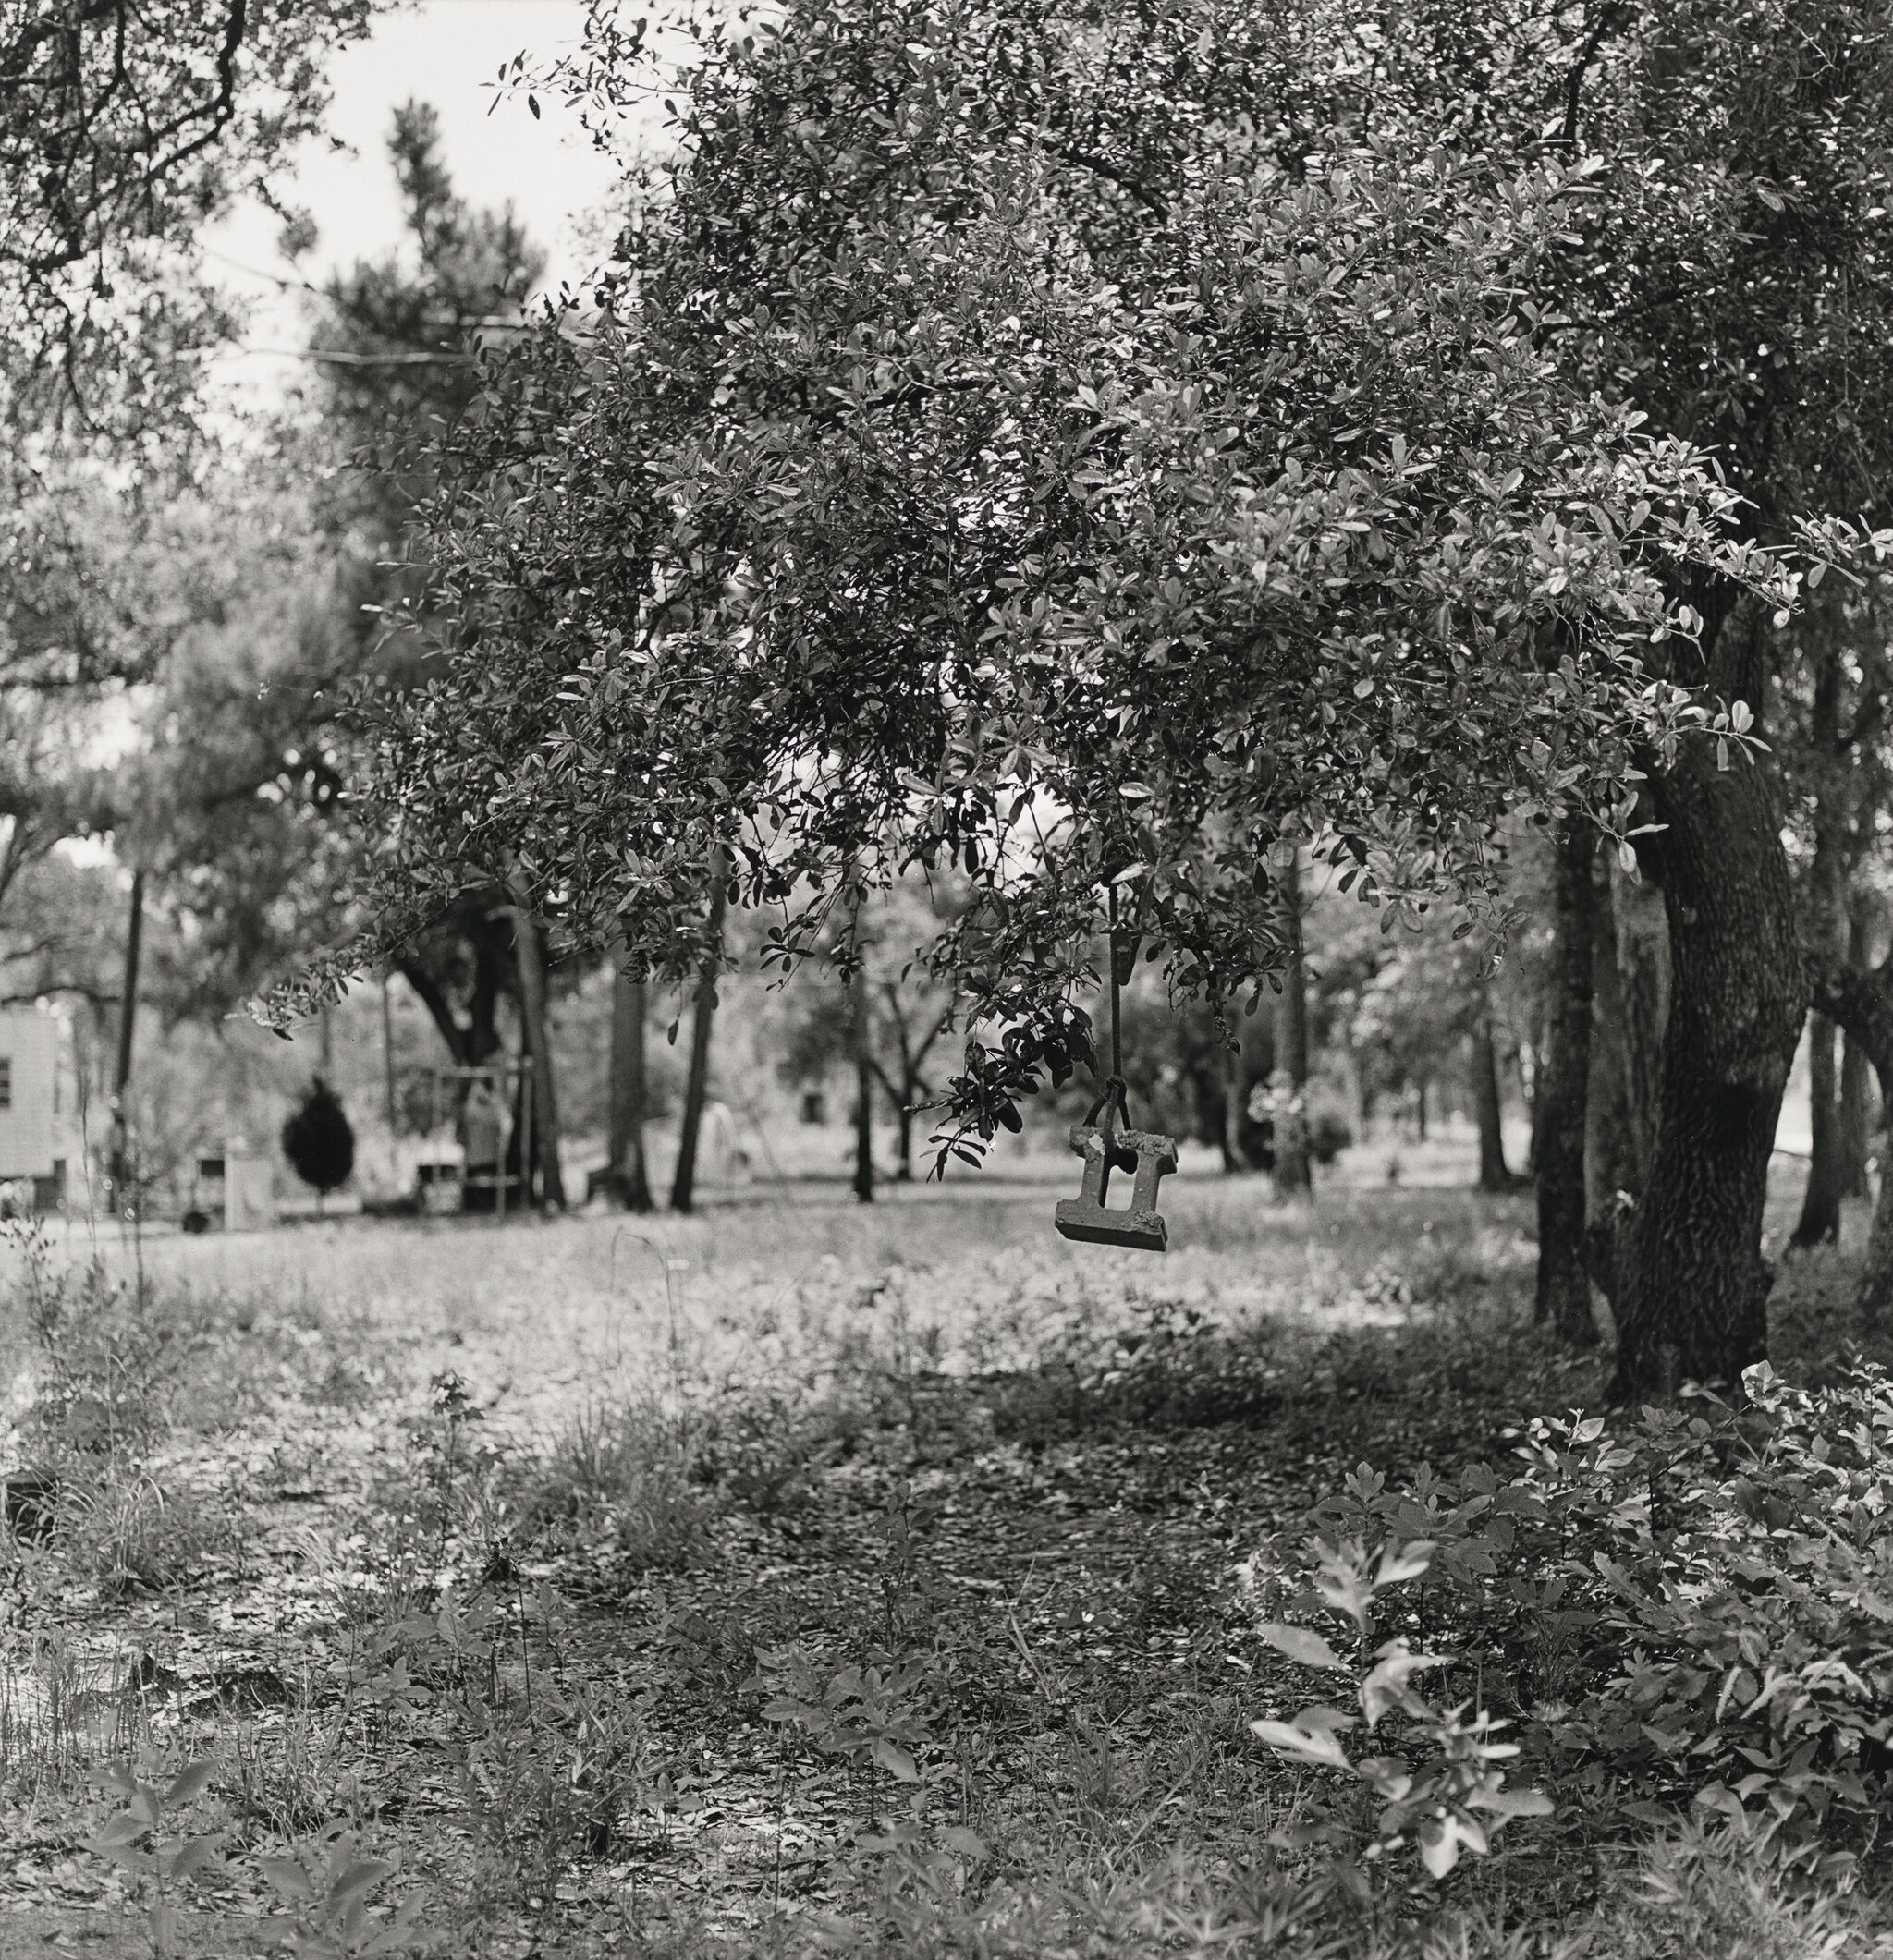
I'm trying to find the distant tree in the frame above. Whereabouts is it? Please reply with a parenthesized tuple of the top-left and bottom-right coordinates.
(283, 1077, 355, 1200)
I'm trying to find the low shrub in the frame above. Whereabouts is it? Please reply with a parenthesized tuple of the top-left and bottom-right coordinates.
(1256, 1357, 1893, 1889)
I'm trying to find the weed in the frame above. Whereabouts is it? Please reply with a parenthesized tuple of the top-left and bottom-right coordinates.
(520, 1399, 707, 1566)
(259, 1823, 449, 1955)
(85, 1756, 225, 1957)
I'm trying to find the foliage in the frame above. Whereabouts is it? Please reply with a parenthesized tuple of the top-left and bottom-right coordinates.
(85, 1756, 223, 1956)
(1287, 1360, 1893, 1876)
(258, 1823, 447, 1957)
(1, 2, 374, 436)
(289, 0, 1788, 1163)
(1252, 1536, 1551, 1881)
(283, 1077, 357, 1197)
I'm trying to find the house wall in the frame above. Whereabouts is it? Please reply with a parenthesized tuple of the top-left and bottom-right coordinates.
(0, 1012, 61, 1180)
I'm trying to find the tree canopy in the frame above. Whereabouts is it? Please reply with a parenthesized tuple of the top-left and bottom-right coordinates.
(286, 0, 1794, 1161)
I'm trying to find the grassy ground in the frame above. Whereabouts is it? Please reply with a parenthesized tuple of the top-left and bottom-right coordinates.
(2, 1155, 1890, 1956)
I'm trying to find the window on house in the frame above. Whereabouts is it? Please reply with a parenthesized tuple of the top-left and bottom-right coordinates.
(0, 1059, 12, 1108)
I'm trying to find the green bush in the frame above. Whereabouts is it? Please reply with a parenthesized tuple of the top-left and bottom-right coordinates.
(283, 1076, 355, 1197)
(1264, 1359, 1893, 1882)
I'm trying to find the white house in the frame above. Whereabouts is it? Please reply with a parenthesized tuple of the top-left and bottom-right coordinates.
(0, 1009, 70, 1191)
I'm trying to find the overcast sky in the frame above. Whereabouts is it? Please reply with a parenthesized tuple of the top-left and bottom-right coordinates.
(205, 0, 626, 405)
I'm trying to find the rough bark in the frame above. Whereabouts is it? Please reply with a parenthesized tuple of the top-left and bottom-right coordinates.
(510, 905, 565, 1209)
(671, 857, 728, 1215)
(1611, 715, 1808, 1400)
(1470, 991, 1511, 1191)
(1272, 848, 1312, 1197)
(1536, 819, 1597, 1345)
(604, 962, 653, 1211)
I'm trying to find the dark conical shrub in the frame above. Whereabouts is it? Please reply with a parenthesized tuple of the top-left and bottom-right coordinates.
(283, 1077, 355, 1198)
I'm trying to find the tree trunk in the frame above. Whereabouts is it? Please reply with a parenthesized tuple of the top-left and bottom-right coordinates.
(605, 961, 653, 1211)
(851, 973, 874, 1203)
(1272, 848, 1312, 1196)
(1586, 854, 1636, 1218)
(1862, 1069, 1893, 1320)
(1792, 647, 1848, 1249)
(1536, 819, 1596, 1345)
(394, 956, 470, 1067)
(1224, 1032, 1246, 1169)
(896, 1097, 915, 1181)
(1610, 854, 1670, 1191)
(1840, 1028, 1875, 1200)
(109, 867, 145, 1205)
(671, 855, 728, 1214)
(1584, 851, 1641, 1314)
(511, 905, 566, 1209)
(382, 974, 401, 1187)
(1471, 991, 1510, 1191)
(1806, 956, 1893, 1320)
(1610, 726, 1807, 1400)
(1793, 1016, 1844, 1247)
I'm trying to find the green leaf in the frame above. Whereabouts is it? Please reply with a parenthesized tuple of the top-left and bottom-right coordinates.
(164, 1759, 216, 1809)
(873, 1737, 920, 1782)
(1251, 1710, 1357, 1771)
(1256, 1622, 1350, 1672)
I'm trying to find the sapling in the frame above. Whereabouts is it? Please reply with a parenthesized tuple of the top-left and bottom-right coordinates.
(1249, 1534, 1552, 1881)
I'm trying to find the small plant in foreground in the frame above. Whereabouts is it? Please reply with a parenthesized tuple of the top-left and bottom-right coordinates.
(260, 1823, 446, 1956)
(1250, 1535, 1551, 1881)
(85, 1756, 224, 1956)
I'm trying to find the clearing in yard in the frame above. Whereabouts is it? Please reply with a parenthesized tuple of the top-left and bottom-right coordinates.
(0, 1163, 1887, 1957)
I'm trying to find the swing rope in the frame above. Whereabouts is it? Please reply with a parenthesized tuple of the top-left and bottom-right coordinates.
(1084, 881, 1133, 1145)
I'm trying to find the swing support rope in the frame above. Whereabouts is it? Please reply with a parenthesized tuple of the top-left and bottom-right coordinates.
(1084, 881, 1133, 1144)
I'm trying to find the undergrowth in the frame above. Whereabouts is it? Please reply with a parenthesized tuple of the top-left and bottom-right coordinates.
(3, 1192, 1893, 1954)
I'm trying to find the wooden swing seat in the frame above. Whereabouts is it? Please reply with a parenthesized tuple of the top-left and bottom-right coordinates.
(1055, 1122, 1177, 1252)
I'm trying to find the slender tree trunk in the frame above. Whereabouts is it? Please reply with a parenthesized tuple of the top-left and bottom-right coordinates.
(1471, 989, 1510, 1192)
(1272, 849, 1312, 1196)
(1416, 1077, 1429, 1142)
(1610, 714, 1807, 1399)
(1793, 1016, 1845, 1247)
(382, 975, 401, 1188)
(1585, 852, 1639, 1313)
(851, 973, 874, 1203)
(1586, 855, 1635, 1217)
(896, 1097, 914, 1181)
(671, 855, 728, 1214)
(1536, 820, 1596, 1345)
(1862, 1067, 1893, 1321)
(1840, 1029, 1875, 1200)
(605, 961, 653, 1211)
(1793, 650, 1848, 1249)
(1610, 854, 1670, 1190)
(109, 867, 145, 1204)
(1806, 956, 1893, 1320)
(511, 905, 566, 1209)
(1224, 1034, 1246, 1169)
